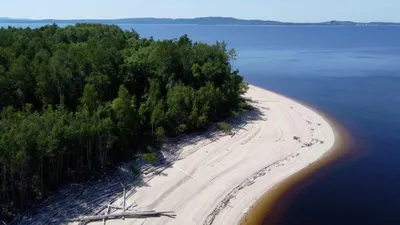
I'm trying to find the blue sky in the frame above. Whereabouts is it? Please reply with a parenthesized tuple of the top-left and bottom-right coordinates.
(1, 0, 399, 22)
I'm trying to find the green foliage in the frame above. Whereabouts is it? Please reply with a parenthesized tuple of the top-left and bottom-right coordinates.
(81, 84, 99, 111)
(240, 108, 249, 115)
(0, 24, 246, 218)
(231, 110, 239, 118)
(155, 127, 166, 140)
(140, 153, 158, 164)
(217, 122, 233, 134)
(131, 167, 140, 176)
(238, 101, 251, 115)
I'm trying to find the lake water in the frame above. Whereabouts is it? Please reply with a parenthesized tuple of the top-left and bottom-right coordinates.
(3, 23, 400, 225)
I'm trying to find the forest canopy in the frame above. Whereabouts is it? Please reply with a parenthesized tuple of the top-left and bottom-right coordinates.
(0, 24, 247, 218)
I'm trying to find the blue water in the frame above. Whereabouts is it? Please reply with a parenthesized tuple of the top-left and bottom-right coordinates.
(3, 23, 400, 224)
(115, 25, 400, 225)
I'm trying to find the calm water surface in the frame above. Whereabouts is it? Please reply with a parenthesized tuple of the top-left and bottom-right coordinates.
(120, 25, 400, 225)
(3, 23, 400, 224)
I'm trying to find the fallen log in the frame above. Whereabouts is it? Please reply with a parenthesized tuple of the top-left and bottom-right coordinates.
(126, 202, 137, 211)
(123, 186, 126, 212)
(103, 205, 110, 225)
(70, 211, 176, 222)
(122, 186, 126, 220)
(103, 204, 136, 211)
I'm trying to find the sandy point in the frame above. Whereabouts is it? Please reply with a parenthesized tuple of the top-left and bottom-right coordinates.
(81, 84, 337, 225)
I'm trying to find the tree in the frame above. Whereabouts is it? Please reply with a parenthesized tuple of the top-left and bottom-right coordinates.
(0, 24, 247, 221)
(81, 84, 99, 112)
(112, 85, 139, 153)
(8, 55, 35, 107)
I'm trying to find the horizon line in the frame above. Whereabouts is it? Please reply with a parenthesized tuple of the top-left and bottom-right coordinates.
(1, 16, 400, 24)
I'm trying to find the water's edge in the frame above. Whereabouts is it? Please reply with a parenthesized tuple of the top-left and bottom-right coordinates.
(240, 86, 356, 225)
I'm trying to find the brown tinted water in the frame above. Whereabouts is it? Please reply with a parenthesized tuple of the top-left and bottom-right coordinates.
(240, 104, 358, 225)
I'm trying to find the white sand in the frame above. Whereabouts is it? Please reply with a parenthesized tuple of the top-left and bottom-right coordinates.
(87, 85, 336, 225)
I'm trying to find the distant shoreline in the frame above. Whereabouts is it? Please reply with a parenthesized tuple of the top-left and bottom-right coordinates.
(1, 17, 399, 26)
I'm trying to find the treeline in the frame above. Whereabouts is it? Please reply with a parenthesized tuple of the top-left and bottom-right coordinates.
(0, 24, 247, 218)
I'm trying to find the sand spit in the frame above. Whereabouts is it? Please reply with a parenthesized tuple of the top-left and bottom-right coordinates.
(67, 85, 336, 225)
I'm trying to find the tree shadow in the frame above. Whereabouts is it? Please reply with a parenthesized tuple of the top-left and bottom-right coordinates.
(11, 160, 175, 225)
(11, 105, 266, 225)
(162, 105, 265, 161)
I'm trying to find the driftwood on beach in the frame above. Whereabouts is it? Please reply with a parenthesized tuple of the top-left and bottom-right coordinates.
(70, 211, 176, 222)
(9, 160, 171, 225)
(69, 181, 175, 224)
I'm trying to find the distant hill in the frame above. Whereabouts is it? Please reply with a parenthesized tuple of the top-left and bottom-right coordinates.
(0, 17, 30, 21)
(0, 17, 399, 26)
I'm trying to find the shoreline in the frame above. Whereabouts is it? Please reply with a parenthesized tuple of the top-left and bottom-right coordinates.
(239, 91, 351, 225)
(72, 84, 339, 225)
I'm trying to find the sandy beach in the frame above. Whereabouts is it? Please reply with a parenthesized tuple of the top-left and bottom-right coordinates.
(82, 85, 336, 225)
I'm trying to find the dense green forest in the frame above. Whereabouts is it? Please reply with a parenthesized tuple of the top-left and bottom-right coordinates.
(0, 24, 247, 219)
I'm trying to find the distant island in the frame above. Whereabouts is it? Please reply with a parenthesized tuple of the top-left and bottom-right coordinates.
(1, 17, 399, 26)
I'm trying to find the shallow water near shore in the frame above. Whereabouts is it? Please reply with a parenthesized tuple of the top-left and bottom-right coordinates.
(3, 23, 400, 224)
(239, 105, 356, 225)
(252, 75, 400, 225)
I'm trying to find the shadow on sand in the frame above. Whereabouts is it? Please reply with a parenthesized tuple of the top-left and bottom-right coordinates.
(11, 105, 265, 225)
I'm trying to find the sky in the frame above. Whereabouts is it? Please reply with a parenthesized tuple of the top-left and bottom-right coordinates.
(1, 0, 399, 22)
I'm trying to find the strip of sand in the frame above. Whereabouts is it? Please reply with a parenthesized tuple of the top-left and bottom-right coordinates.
(83, 85, 336, 225)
